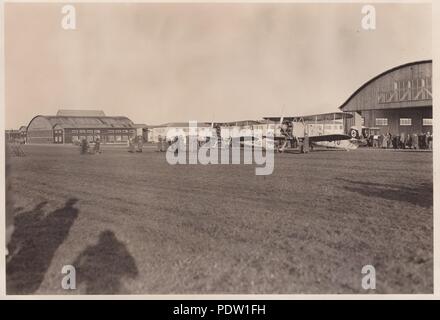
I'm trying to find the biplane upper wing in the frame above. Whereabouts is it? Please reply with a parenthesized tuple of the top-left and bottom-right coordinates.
(263, 112, 353, 122)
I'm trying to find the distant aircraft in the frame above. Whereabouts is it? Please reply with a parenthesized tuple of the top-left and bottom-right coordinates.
(164, 112, 362, 152)
(263, 112, 360, 153)
(210, 120, 260, 148)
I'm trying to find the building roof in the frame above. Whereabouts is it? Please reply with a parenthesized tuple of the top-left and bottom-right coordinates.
(217, 120, 263, 126)
(339, 60, 432, 111)
(152, 122, 212, 128)
(28, 115, 134, 129)
(56, 109, 106, 117)
(50, 116, 133, 128)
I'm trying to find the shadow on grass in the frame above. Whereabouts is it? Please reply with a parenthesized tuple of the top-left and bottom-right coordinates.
(337, 178, 432, 208)
(72, 230, 138, 294)
(7, 198, 79, 294)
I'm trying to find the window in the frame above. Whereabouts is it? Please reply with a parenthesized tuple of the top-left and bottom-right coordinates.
(400, 118, 412, 126)
(115, 130, 122, 133)
(361, 117, 365, 126)
(115, 136, 122, 142)
(122, 135, 128, 142)
(72, 136, 79, 141)
(423, 118, 433, 126)
(108, 130, 114, 133)
(122, 130, 128, 133)
(94, 130, 101, 133)
(108, 135, 115, 142)
(375, 118, 388, 126)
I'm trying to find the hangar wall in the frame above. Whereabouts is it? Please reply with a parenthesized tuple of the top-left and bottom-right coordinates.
(340, 60, 432, 136)
(26, 111, 137, 144)
(361, 107, 432, 135)
(26, 116, 55, 144)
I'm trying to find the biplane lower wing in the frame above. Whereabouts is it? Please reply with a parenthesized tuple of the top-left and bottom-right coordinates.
(263, 134, 351, 142)
(308, 134, 352, 142)
(262, 135, 295, 140)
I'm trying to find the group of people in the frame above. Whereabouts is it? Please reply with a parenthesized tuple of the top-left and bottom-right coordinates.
(156, 135, 170, 152)
(128, 136, 143, 153)
(367, 132, 433, 150)
(156, 135, 219, 153)
(79, 136, 145, 154)
(80, 138, 102, 154)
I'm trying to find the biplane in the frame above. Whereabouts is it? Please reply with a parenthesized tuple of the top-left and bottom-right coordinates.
(263, 112, 359, 153)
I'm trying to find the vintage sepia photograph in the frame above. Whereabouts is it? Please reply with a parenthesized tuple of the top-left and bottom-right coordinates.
(3, 2, 433, 295)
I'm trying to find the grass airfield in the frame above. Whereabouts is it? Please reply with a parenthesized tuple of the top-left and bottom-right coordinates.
(6, 144, 433, 294)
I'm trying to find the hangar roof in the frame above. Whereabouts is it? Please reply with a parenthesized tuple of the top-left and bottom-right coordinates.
(28, 115, 134, 130)
(47, 116, 133, 128)
(339, 60, 432, 112)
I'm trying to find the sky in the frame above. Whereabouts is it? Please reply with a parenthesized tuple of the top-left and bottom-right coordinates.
(5, 3, 432, 129)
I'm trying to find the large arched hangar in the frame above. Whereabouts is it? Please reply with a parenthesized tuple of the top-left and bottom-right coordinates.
(339, 60, 432, 136)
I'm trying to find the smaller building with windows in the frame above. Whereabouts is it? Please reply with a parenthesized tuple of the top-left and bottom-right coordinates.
(26, 109, 139, 144)
(5, 125, 27, 143)
(340, 60, 432, 136)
